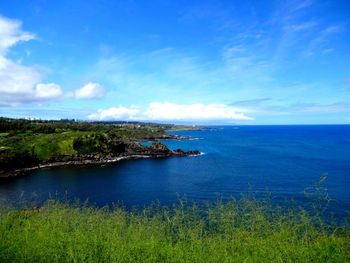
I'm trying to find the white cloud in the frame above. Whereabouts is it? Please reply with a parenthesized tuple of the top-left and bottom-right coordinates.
(75, 82, 106, 99)
(88, 102, 253, 122)
(0, 56, 41, 94)
(88, 106, 140, 120)
(34, 83, 63, 99)
(0, 15, 64, 106)
(145, 102, 252, 121)
(0, 15, 35, 55)
(0, 55, 63, 105)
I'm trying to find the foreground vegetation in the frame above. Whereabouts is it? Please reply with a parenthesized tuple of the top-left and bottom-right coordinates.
(0, 197, 349, 262)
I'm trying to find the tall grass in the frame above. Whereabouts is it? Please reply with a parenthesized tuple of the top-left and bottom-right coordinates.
(0, 196, 349, 262)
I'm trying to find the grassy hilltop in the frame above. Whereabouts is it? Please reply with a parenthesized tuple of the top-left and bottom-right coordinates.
(0, 118, 183, 172)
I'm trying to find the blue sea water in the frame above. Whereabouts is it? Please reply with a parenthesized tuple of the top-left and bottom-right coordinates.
(1, 125, 349, 216)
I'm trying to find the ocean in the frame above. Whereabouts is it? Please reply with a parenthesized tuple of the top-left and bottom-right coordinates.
(1, 125, 349, 217)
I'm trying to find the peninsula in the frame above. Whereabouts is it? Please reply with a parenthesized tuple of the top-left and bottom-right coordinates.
(0, 117, 200, 178)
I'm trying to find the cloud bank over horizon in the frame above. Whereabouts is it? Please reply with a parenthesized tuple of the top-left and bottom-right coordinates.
(88, 102, 253, 123)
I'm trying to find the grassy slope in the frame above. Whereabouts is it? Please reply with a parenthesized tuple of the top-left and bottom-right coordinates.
(30, 131, 88, 160)
(0, 127, 167, 162)
(0, 199, 349, 262)
(0, 131, 91, 161)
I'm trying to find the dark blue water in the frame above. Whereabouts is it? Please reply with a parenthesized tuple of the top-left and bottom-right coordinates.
(1, 125, 350, 216)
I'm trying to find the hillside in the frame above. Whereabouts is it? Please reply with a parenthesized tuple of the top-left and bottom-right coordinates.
(0, 118, 199, 177)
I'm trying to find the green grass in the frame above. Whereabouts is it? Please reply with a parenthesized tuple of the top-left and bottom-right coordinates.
(0, 132, 9, 137)
(0, 198, 349, 262)
(0, 131, 93, 161)
(29, 131, 91, 160)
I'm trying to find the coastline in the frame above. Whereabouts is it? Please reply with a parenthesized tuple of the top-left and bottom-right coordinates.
(133, 134, 192, 142)
(0, 150, 201, 179)
(0, 120, 203, 179)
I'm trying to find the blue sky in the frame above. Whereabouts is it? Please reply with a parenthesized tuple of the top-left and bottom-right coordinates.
(0, 0, 349, 124)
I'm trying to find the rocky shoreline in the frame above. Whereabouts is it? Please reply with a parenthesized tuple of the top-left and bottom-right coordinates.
(0, 146, 201, 179)
(0, 118, 203, 179)
(133, 134, 192, 141)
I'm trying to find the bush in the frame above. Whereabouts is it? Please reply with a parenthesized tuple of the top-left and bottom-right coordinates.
(73, 134, 106, 155)
(0, 148, 39, 170)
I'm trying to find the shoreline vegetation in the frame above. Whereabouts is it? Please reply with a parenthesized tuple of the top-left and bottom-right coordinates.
(0, 117, 201, 178)
(1, 196, 349, 262)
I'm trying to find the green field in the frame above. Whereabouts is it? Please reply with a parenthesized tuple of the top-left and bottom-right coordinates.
(1, 198, 349, 262)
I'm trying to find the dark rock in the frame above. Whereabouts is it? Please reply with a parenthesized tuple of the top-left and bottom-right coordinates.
(1, 139, 200, 179)
(185, 150, 201, 156)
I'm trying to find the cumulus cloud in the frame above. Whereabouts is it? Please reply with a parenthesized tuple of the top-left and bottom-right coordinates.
(0, 15, 63, 106)
(0, 56, 41, 94)
(75, 82, 106, 99)
(34, 83, 63, 99)
(88, 102, 253, 122)
(88, 106, 140, 120)
(0, 55, 64, 106)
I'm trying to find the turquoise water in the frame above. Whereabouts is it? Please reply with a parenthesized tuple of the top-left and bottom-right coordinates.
(1, 125, 349, 216)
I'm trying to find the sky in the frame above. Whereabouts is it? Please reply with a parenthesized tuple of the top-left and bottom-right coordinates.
(0, 0, 349, 124)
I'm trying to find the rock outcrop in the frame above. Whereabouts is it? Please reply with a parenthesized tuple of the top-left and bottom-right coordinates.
(0, 141, 201, 179)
